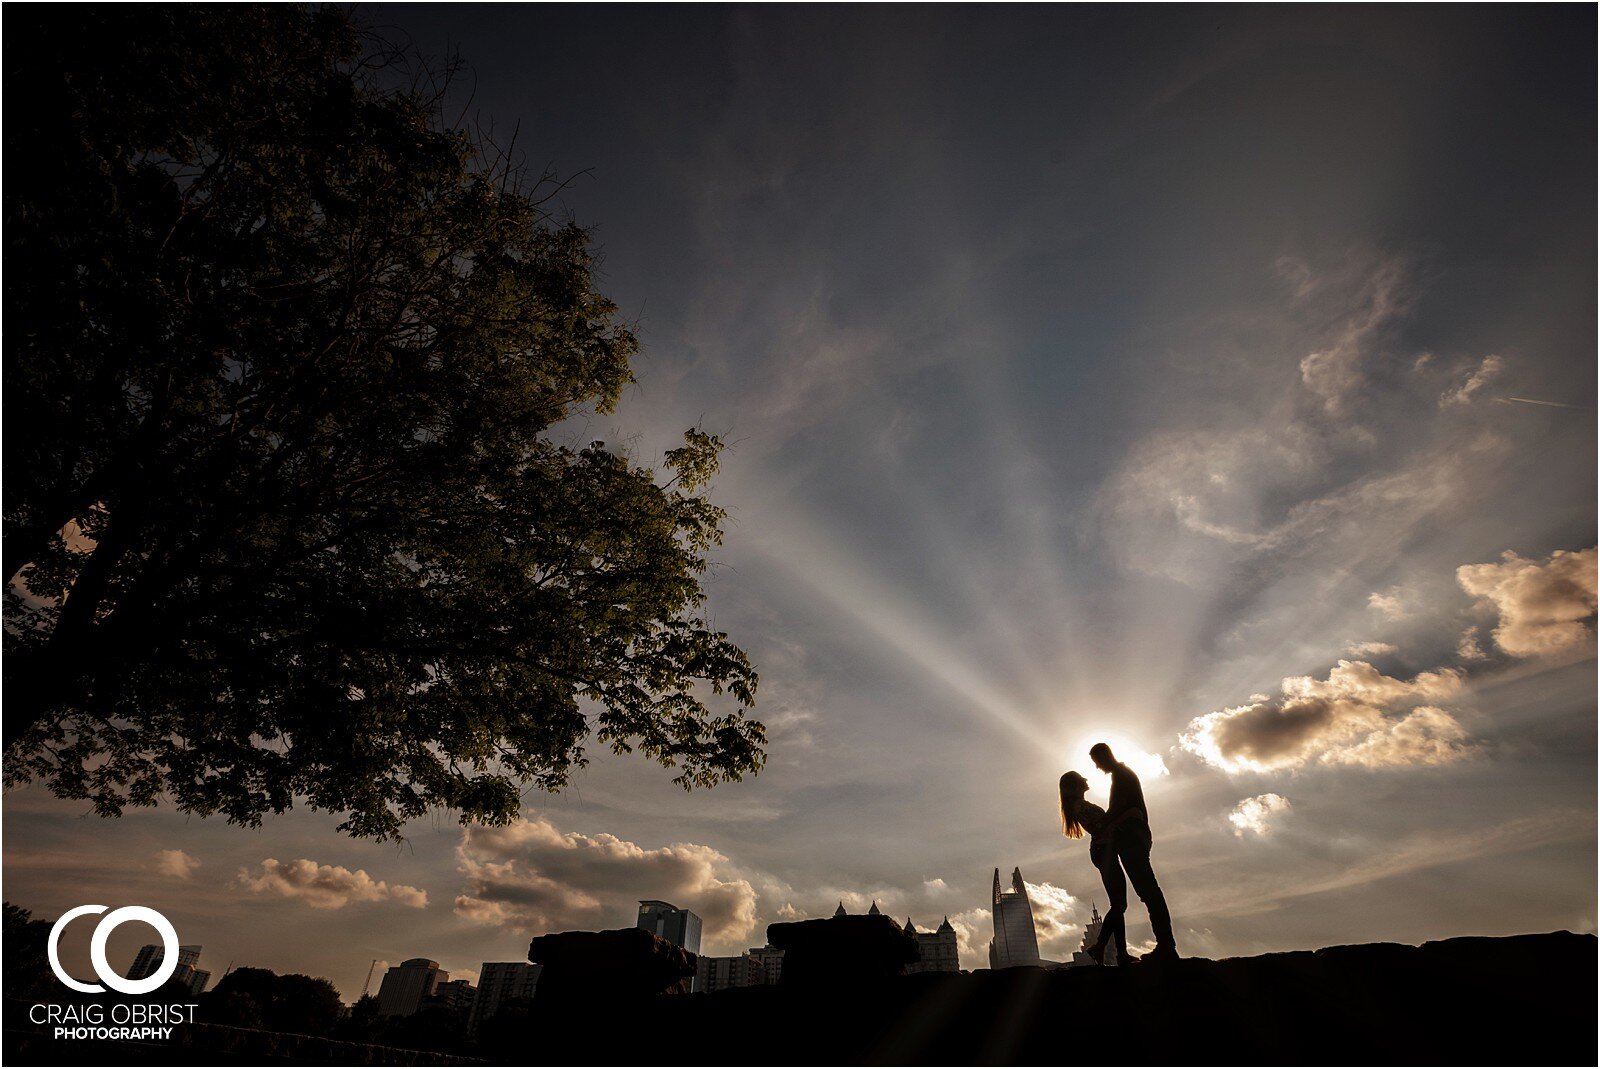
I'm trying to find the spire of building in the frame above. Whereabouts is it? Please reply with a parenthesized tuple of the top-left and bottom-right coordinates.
(992, 867, 1002, 905)
(1011, 867, 1026, 896)
(938, 915, 954, 933)
(834, 901, 846, 917)
(868, 900, 881, 916)
(904, 917, 917, 934)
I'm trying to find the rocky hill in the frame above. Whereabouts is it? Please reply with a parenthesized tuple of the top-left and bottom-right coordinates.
(5, 931, 1593, 1064)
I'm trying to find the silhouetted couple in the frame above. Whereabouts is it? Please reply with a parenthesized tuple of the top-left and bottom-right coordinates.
(1060, 743, 1178, 964)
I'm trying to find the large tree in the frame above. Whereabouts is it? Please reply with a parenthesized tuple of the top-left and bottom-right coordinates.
(4, 6, 761, 839)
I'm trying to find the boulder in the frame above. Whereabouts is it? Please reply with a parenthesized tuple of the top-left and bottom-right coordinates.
(527, 927, 696, 1002)
(766, 914, 921, 986)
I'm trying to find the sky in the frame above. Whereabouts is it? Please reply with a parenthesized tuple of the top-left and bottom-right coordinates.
(7, 6, 1596, 998)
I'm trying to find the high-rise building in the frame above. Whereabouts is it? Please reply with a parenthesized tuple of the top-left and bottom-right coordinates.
(636, 900, 702, 955)
(420, 978, 478, 1014)
(375, 958, 447, 1017)
(694, 953, 761, 993)
(747, 945, 785, 985)
(988, 867, 1042, 969)
(127, 944, 210, 995)
(469, 961, 542, 1034)
(903, 917, 960, 973)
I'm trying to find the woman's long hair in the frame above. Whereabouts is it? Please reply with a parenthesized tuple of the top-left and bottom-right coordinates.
(1059, 771, 1089, 839)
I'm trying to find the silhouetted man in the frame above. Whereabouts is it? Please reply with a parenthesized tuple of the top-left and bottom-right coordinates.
(1090, 742, 1177, 961)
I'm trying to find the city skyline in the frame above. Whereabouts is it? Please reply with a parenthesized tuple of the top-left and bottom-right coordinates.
(5, 5, 1595, 1003)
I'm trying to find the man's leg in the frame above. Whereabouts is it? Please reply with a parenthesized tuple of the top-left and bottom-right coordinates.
(1117, 841, 1176, 951)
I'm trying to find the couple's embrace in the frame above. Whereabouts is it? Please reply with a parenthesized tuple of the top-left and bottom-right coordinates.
(1059, 743, 1179, 965)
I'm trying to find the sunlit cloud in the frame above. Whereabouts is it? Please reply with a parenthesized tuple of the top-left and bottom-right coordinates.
(1457, 547, 1597, 658)
(1439, 354, 1505, 407)
(1023, 880, 1081, 961)
(149, 849, 201, 881)
(237, 858, 427, 911)
(1321, 706, 1475, 769)
(1181, 660, 1474, 773)
(1367, 589, 1407, 619)
(1344, 640, 1397, 657)
(1228, 794, 1291, 837)
(1294, 253, 1410, 416)
(1456, 627, 1488, 662)
(945, 908, 992, 969)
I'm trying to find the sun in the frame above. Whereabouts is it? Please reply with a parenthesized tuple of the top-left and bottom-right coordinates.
(1063, 729, 1170, 788)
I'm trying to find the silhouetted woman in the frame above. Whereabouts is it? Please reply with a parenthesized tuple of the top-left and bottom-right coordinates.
(1060, 770, 1135, 965)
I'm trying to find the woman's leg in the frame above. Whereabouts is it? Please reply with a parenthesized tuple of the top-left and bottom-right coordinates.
(1095, 852, 1129, 961)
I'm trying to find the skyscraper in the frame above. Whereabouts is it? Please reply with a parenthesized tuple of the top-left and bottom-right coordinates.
(375, 958, 447, 1017)
(694, 953, 761, 993)
(469, 962, 541, 1034)
(747, 945, 786, 985)
(636, 900, 702, 955)
(127, 944, 209, 995)
(988, 867, 1042, 969)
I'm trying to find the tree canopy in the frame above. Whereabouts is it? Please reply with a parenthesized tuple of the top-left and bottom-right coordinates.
(4, 6, 761, 840)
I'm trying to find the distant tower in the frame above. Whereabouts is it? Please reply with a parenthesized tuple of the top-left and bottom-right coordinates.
(868, 900, 881, 916)
(636, 900, 703, 955)
(128, 944, 209, 996)
(834, 901, 847, 917)
(375, 958, 447, 1017)
(988, 867, 1042, 968)
(469, 962, 541, 1034)
(1071, 901, 1119, 967)
(905, 916, 960, 973)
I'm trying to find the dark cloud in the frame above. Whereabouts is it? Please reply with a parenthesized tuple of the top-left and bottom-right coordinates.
(453, 817, 758, 947)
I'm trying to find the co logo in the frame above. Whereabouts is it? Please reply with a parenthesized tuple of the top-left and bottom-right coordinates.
(47, 905, 179, 995)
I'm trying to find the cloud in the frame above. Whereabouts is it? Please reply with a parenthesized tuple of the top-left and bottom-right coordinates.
(1294, 255, 1410, 415)
(1228, 794, 1291, 837)
(1022, 881, 1082, 961)
(237, 859, 428, 911)
(149, 849, 200, 880)
(1344, 640, 1397, 657)
(452, 816, 758, 950)
(945, 908, 992, 969)
(1456, 627, 1488, 661)
(1283, 659, 1464, 704)
(1457, 547, 1597, 658)
(1367, 589, 1406, 619)
(922, 878, 948, 893)
(1320, 706, 1474, 769)
(1181, 660, 1474, 772)
(1439, 354, 1504, 407)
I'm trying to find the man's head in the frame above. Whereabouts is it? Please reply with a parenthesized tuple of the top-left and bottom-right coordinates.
(1089, 742, 1115, 772)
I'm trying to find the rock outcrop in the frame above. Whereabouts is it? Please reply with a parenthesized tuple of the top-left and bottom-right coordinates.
(526, 927, 696, 1002)
(528, 930, 1597, 1065)
(766, 914, 921, 987)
